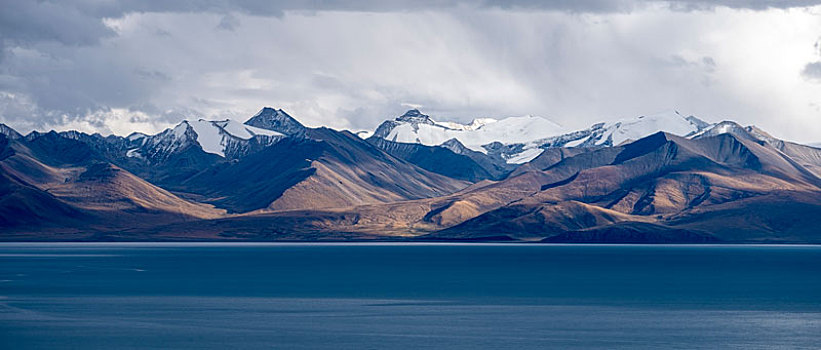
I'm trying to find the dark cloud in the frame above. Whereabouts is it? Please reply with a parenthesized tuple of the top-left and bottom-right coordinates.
(0, 1, 116, 47)
(702, 57, 716, 72)
(803, 62, 821, 81)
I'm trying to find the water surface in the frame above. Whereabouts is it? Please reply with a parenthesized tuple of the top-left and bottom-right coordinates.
(1, 243, 820, 349)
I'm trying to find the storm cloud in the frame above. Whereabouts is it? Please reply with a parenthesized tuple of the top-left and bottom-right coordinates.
(1, 0, 820, 142)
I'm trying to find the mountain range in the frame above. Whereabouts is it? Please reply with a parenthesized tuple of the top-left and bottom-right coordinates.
(2, 107, 820, 243)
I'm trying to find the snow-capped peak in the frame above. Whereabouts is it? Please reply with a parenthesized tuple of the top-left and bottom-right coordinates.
(588, 110, 711, 146)
(245, 107, 306, 137)
(134, 118, 285, 160)
(694, 120, 745, 139)
(375, 109, 568, 154)
(692, 121, 781, 145)
(172, 121, 191, 139)
(187, 119, 283, 157)
(395, 109, 435, 125)
(369, 108, 715, 165)
(134, 121, 199, 161)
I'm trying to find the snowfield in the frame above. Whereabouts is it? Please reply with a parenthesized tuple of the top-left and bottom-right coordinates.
(187, 119, 283, 157)
(587, 110, 708, 146)
(372, 109, 713, 164)
(385, 115, 567, 154)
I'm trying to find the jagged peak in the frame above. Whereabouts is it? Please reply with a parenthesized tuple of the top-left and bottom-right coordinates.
(58, 130, 104, 140)
(244, 107, 306, 137)
(252, 106, 287, 117)
(440, 138, 469, 154)
(693, 120, 754, 141)
(442, 137, 467, 147)
(400, 109, 422, 117)
(396, 109, 435, 125)
(0, 123, 22, 139)
(173, 120, 195, 137)
(26, 130, 62, 139)
(147, 120, 194, 142)
(24, 130, 42, 141)
(247, 107, 292, 122)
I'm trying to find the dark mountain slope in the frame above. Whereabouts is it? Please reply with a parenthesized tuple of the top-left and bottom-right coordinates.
(172, 137, 319, 212)
(0, 176, 87, 229)
(695, 121, 821, 178)
(0, 136, 88, 229)
(22, 131, 104, 167)
(0, 132, 224, 238)
(174, 127, 468, 213)
(509, 147, 590, 176)
(244, 107, 307, 137)
(426, 131, 821, 242)
(665, 191, 821, 242)
(366, 137, 497, 182)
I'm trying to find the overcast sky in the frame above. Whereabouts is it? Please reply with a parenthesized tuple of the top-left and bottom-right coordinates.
(1, 0, 820, 143)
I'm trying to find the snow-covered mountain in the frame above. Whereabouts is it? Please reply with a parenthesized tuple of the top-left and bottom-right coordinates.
(536, 110, 711, 149)
(125, 106, 308, 163)
(578, 111, 709, 146)
(128, 118, 284, 161)
(368, 109, 713, 164)
(690, 120, 772, 142)
(372, 110, 567, 159)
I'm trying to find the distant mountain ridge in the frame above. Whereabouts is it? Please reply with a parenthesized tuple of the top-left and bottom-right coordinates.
(366, 109, 713, 181)
(370, 109, 568, 164)
(369, 109, 712, 159)
(1, 107, 819, 243)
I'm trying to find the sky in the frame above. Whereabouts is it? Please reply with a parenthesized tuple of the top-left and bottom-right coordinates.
(1, 0, 820, 143)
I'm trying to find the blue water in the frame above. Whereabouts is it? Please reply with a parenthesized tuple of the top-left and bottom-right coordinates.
(1, 243, 820, 349)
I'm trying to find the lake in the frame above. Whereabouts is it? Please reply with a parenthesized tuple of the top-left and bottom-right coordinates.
(1, 243, 820, 349)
